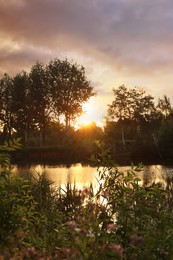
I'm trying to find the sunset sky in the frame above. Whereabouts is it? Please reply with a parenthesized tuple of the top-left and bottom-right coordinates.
(0, 0, 173, 126)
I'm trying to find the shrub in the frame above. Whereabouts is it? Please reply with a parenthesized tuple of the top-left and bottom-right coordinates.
(0, 140, 173, 259)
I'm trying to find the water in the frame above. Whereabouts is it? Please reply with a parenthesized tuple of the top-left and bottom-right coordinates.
(12, 164, 173, 190)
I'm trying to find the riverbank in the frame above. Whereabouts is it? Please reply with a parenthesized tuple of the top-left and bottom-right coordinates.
(10, 145, 169, 166)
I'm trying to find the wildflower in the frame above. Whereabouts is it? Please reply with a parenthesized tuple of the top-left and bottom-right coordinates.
(23, 247, 40, 258)
(106, 223, 116, 231)
(157, 248, 169, 258)
(74, 227, 81, 233)
(60, 247, 76, 259)
(109, 243, 124, 258)
(86, 232, 95, 238)
(66, 220, 77, 229)
(76, 215, 85, 223)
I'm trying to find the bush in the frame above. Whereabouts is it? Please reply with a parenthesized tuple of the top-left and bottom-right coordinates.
(0, 141, 173, 259)
(0, 140, 46, 255)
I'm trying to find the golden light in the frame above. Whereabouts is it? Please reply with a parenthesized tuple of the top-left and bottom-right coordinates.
(76, 97, 103, 129)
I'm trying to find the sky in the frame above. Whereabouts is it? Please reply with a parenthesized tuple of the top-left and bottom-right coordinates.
(0, 0, 173, 126)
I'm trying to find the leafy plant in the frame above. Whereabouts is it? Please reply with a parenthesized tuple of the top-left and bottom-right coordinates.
(1, 140, 173, 259)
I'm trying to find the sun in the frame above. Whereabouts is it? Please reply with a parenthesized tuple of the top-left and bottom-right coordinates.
(75, 97, 103, 129)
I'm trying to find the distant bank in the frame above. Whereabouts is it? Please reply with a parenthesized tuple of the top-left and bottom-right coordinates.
(10, 146, 169, 166)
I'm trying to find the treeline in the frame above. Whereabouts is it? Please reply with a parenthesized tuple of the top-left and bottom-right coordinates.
(1, 58, 173, 164)
(0, 58, 94, 146)
(105, 85, 173, 164)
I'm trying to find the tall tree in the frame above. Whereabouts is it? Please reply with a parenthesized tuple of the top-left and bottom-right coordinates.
(47, 58, 95, 128)
(12, 72, 33, 145)
(29, 62, 52, 146)
(107, 85, 155, 123)
(0, 73, 14, 141)
(107, 85, 155, 148)
(157, 95, 172, 121)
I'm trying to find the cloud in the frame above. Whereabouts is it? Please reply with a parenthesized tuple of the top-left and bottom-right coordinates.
(0, 0, 173, 99)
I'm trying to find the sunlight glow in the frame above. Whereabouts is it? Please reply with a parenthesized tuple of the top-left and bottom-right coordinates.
(76, 97, 103, 129)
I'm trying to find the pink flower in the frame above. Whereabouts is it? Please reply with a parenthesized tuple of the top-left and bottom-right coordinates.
(106, 223, 116, 231)
(60, 247, 76, 258)
(66, 220, 77, 229)
(109, 243, 124, 258)
(159, 248, 168, 257)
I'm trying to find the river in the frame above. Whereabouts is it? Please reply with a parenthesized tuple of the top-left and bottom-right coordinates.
(12, 163, 173, 191)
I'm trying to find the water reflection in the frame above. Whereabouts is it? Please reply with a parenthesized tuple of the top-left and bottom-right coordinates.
(12, 163, 100, 191)
(12, 164, 173, 190)
(142, 165, 173, 189)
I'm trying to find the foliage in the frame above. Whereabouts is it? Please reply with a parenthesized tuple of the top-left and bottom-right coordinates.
(0, 73, 14, 141)
(75, 122, 104, 159)
(28, 62, 52, 146)
(105, 85, 173, 163)
(0, 139, 38, 254)
(107, 85, 155, 122)
(48, 58, 95, 128)
(1, 141, 173, 259)
(0, 58, 94, 146)
(157, 95, 172, 120)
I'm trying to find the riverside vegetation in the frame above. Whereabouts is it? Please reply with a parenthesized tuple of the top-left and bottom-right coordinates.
(0, 140, 173, 259)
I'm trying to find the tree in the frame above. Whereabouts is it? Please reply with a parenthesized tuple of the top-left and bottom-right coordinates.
(11, 72, 33, 145)
(0, 73, 14, 141)
(76, 122, 103, 142)
(106, 85, 155, 148)
(0, 58, 95, 146)
(29, 62, 52, 146)
(47, 58, 95, 128)
(107, 85, 155, 123)
(157, 95, 172, 121)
